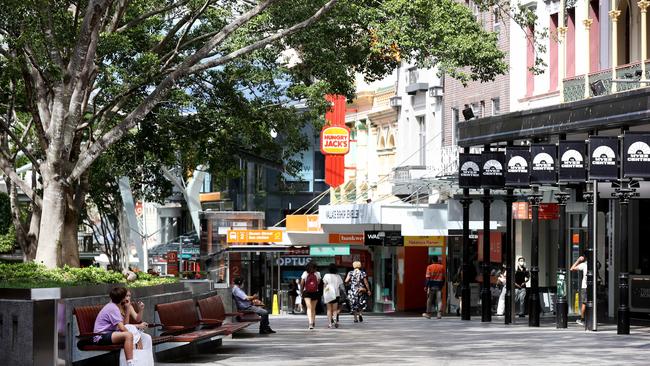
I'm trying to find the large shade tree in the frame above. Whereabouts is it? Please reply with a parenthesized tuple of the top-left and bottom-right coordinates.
(0, 0, 510, 267)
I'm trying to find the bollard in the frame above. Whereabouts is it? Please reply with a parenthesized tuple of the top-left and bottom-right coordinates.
(272, 293, 279, 315)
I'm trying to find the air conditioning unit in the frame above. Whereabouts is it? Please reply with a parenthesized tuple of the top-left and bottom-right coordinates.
(389, 96, 402, 108)
(428, 85, 444, 98)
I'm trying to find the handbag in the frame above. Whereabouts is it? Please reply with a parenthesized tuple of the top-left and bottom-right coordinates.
(323, 284, 337, 303)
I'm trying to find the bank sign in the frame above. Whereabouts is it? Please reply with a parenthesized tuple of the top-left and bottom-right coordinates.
(320, 126, 350, 155)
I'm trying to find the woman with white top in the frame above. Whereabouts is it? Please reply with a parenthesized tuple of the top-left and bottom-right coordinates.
(323, 263, 344, 328)
(300, 261, 321, 329)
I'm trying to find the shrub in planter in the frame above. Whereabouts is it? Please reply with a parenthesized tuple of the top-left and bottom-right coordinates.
(0, 262, 177, 288)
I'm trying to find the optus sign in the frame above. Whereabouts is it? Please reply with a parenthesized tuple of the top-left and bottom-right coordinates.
(320, 126, 350, 155)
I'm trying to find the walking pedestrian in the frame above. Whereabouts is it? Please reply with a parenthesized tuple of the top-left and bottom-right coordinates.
(496, 264, 507, 316)
(300, 261, 321, 329)
(515, 256, 529, 317)
(294, 278, 304, 313)
(323, 263, 344, 328)
(345, 261, 371, 323)
(288, 280, 298, 314)
(570, 254, 588, 326)
(422, 255, 445, 319)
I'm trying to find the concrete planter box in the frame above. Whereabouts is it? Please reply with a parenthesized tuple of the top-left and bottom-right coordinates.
(0, 282, 192, 366)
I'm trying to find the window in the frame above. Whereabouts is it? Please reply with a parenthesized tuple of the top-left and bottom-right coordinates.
(480, 101, 486, 118)
(491, 98, 500, 116)
(451, 108, 459, 146)
(417, 116, 426, 165)
(471, 103, 479, 118)
(408, 67, 419, 84)
(493, 6, 500, 36)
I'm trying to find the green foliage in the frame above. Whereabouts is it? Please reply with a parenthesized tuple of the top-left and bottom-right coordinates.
(0, 262, 177, 288)
(0, 226, 16, 253)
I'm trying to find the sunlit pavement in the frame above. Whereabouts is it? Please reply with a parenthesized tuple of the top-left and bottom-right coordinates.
(158, 314, 650, 365)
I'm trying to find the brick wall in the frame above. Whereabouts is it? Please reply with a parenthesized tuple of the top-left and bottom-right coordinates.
(443, 4, 510, 148)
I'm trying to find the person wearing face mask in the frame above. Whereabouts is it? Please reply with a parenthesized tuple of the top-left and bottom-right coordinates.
(514, 256, 530, 318)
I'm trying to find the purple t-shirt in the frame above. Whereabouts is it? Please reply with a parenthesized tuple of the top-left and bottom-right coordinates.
(93, 302, 123, 342)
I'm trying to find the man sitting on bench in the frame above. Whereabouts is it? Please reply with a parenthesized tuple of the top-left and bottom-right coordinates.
(232, 278, 276, 334)
(93, 287, 147, 366)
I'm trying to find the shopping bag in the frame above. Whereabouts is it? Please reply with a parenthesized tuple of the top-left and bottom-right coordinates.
(323, 284, 336, 303)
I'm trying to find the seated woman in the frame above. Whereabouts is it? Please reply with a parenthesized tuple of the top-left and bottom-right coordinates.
(120, 289, 154, 366)
(93, 287, 148, 366)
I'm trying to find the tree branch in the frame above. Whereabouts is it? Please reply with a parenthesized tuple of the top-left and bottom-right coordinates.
(68, 0, 280, 183)
(151, 11, 193, 54)
(0, 152, 42, 207)
(0, 117, 41, 171)
(115, 0, 191, 33)
(188, 0, 339, 74)
(160, 0, 211, 71)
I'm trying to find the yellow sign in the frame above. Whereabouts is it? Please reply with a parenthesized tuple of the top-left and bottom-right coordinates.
(227, 230, 283, 243)
(320, 126, 350, 155)
(286, 215, 321, 232)
(404, 236, 446, 247)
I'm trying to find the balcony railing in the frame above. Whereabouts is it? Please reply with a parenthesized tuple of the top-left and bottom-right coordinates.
(563, 61, 650, 102)
(391, 146, 460, 184)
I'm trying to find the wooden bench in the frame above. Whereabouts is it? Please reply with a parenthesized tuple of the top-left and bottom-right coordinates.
(197, 295, 255, 333)
(73, 304, 172, 352)
(155, 299, 232, 342)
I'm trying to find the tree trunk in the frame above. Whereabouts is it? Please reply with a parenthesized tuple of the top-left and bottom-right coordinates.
(34, 175, 67, 268)
(61, 199, 80, 267)
(25, 205, 40, 262)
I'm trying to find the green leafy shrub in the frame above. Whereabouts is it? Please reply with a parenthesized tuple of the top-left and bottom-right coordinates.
(0, 262, 177, 288)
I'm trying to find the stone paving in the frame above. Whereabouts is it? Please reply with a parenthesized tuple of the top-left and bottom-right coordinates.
(158, 314, 650, 365)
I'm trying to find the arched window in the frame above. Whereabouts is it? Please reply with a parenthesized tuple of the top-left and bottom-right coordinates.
(388, 134, 395, 149)
(379, 135, 386, 150)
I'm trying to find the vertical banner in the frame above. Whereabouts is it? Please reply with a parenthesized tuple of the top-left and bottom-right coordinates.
(558, 141, 587, 182)
(530, 144, 557, 184)
(505, 147, 530, 187)
(480, 151, 506, 188)
(623, 132, 650, 179)
(589, 136, 619, 181)
(459, 153, 482, 188)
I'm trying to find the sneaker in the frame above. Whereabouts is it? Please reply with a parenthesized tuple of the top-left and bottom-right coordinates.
(436, 312, 442, 319)
(358, 314, 363, 322)
(576, 319, 584, 326)
(309, 323, 314, 330)
(334, 321, 339, 328)
(422, 313, 432, 319)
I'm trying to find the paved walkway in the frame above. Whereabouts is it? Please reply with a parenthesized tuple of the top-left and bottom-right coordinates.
(158, 314, 650, 365)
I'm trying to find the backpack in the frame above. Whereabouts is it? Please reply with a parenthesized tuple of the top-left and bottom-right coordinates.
(305, 272, 319, 292)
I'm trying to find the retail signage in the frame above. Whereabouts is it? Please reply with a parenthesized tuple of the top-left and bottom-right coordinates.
(404, 236, 446, 247)
(167, 251, 178, 276)
(227, 230, 283, 243)
(310, 245, 350, 256)
(477, 231, 502, 263)
(363, 231, 403, 246)
(630, 275, 650, 312)
(512, 202, 529, 219)
(530, 144, 556, 184)
(458, 153, 482, 188)
(505, 147, 530, 187)
(320, 125, 350, 155)
(558, 141, 587, 182)
(276, 257, 312, 266)
(623, 133, 650, 179)
(481, 151, 506, 188)
(512, 202, 559, 220)
(287, 247, 310, 256)
(286, 214, 321, 232)
(589, 136, 619, 181)
(328, 233, 364, 244)
(319, 204, 377, 225)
